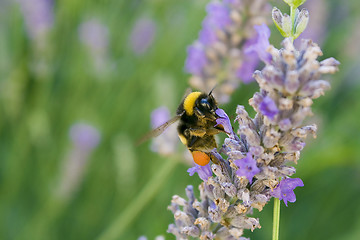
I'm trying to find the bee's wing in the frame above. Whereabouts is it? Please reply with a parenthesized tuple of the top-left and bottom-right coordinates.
(137, 113, 183, 145)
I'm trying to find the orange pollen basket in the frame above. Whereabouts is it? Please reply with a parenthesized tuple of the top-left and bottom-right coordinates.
(191, 151, 210, 166)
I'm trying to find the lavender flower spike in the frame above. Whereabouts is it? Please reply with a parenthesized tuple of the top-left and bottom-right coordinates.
(186, 0, 270, 103)
(169, 37, 339, 239)
(129, 17, 157, 55)
(18, 0, 54, 40)
(70, 123, 101, 151)
(185, 44, 208, 76)
(168, 1, 339, 239)
(271, 178, 304, 207)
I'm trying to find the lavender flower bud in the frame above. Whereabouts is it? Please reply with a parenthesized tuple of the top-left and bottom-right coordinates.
(208, 203, 222, 223)
(221, 182, 237, 198)
(194, 217, 210, 231)
(294, 8, 309, 39)
(181, 226, 200, 237)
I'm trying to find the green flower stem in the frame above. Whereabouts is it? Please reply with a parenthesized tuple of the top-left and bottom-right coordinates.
(272, 197, 281, 240)
(290, 5, 297, 42)
(97, 158, 179, 240)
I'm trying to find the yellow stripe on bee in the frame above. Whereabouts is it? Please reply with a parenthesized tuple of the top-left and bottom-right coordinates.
(178, 134, 187, 145)
(183, 92, 202, 116)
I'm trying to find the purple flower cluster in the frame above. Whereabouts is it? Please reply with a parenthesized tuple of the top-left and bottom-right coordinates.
(167, 0, 340, 238)
(79, 19, 109, 54)
(70, 123, 101, 151)
(129, 17, 157, 56)
(18, 0, 54, 40)
(78, 18, 111, 74)
(236, 24, 272, 82)
(57, 123, 101, 199)
(168, 25, 339, 239)
(185, 0, 270, 103)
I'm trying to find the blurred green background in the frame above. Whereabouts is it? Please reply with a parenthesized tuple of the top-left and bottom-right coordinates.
(0, 0, 360, 239)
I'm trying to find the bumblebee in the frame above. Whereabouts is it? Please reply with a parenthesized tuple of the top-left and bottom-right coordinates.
(140, 91, 225, 166)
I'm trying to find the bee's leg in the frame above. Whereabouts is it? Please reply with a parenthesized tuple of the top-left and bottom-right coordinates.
(194, 107, 206, 118)
(206, 127, 227, 136)
(209, 152, 220, 165)
(185, 128, 207, 137)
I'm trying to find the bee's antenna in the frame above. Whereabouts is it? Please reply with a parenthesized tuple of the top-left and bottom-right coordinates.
(208, 84, 218, 96)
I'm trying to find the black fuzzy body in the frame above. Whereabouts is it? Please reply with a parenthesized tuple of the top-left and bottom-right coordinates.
(176, 92, 222, 153)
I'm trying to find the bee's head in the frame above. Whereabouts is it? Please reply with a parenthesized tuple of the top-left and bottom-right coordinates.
(181, 90, 219, 119)
(194, 92, 218, 119)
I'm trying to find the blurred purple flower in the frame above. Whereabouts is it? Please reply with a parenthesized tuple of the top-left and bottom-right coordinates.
(205, 2, 232, 29)
(79, 19, 109, 53)
(70, 123, 101, 151)
(129, 17, 157, 55)
(151, 106, 171, 129)
(270, 178, 304, 206)
(215, 108, 235, 137)
(57, 123, 101, 199)
(236, 37, 260, 83)
(233, 153, 260, 184)
(199, 23, 217, 46)
(259, 96, 279, 120)
(188, 163, 212, 181)
(185, 44, 208, 76)
(197, 1, 232, 46)
(18, 0, 54, 39)
(223, 0, 242, 5)
(244, 24, 272, 64)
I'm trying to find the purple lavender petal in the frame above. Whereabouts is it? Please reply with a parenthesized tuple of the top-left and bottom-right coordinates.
(129, 17, 157, 55)
(185, 44, 208, 76)
(187, 166, 198, 176)
(70, 123, 101, 150)
(259, 96, 279, 120)
(270, 178, 304, 207)
(233, 153, 260, 184)
(244, 24, 272, 64)
(215, 108, 235, 137)
(187, 163, 212, 181)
